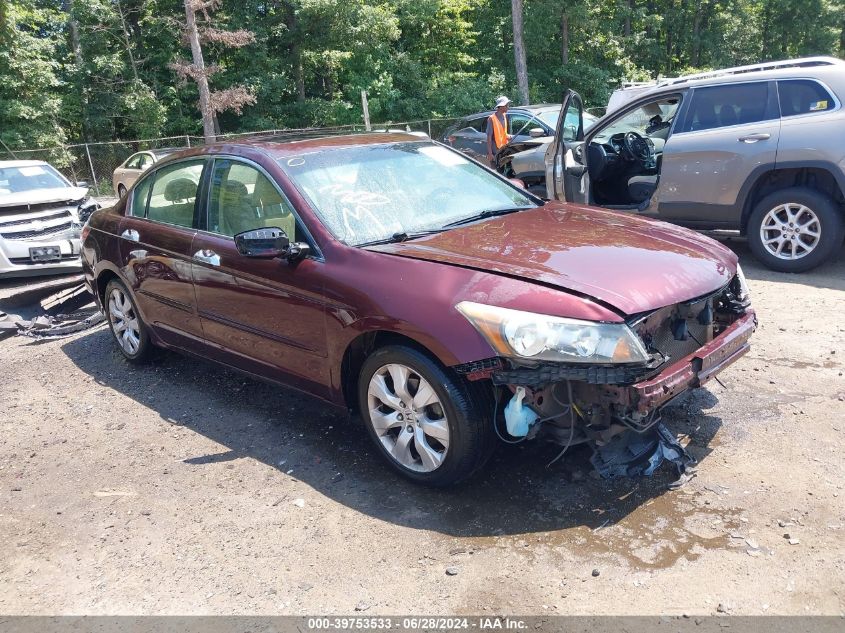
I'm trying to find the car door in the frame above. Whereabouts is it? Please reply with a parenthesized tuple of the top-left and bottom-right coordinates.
(114, 153, 142, 191)
(546, 90, 589, 202)
(119, 158, 207, 346)
(657, 80, 780, 228)
(128, 153, 155, 188)
(190, 157, 331, 397)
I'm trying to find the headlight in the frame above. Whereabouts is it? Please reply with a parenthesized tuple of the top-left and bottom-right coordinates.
(735, 264, 750, 301)
(456, 301, 650, 364)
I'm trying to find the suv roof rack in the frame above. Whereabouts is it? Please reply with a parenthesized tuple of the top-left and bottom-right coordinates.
(660, 56, 844, 87)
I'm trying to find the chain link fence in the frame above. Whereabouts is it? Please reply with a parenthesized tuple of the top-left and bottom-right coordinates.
(2, 118, 460, 199)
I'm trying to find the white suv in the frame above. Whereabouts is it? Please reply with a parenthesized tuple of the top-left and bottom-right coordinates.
(0, 160, 99, 278)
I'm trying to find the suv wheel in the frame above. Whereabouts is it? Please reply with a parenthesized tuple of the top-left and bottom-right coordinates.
(357, 345, 493, 486)
(748, 187, 844, 273)
(105, 279, 153, 363)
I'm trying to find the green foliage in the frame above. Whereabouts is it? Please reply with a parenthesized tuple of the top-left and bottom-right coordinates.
(0, 0, 843, 148)
(0, 0, 66, 150)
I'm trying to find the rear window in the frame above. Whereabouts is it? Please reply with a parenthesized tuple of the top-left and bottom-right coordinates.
(681, 82, 771, 132)
(466, 117, 486, 132)
(778, 79, 835, 117)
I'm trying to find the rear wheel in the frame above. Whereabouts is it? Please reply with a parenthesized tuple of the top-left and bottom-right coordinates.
(357, 345, 494, 486)
(105, 279, 153, 363)
(748, 187, 844, 273)
(117, 184, 127, 198)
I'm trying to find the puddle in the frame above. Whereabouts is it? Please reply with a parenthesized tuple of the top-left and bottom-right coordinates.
(477, 486, 742, 571)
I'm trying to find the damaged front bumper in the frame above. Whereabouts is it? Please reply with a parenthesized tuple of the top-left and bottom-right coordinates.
(486, 309, 756, 417)
(598, 308, 756, 414)
(459, 308, 757, 479)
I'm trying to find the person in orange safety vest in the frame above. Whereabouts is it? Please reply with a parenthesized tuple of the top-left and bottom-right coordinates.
(486, 95, 512, 168)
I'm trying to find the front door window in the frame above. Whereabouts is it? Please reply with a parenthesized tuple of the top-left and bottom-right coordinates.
(587, 95, 681, 207)
(208, 159, 305, 242)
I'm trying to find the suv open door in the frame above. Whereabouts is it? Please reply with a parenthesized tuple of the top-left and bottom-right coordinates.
(545, 90, 589, 203)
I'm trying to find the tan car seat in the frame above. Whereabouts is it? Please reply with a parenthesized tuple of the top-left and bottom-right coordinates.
(252, 175, 297, 239)
(218, 180, 258, 236)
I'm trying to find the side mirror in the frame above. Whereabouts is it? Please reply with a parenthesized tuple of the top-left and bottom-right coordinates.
(234, 227, 290, 258)
(528, 128, 545, 138)
(75, 180, 89, 188)
(285, 242, 311, 262)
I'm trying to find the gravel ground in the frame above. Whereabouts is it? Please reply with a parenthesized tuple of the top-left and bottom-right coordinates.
(0, 240, 843, 616)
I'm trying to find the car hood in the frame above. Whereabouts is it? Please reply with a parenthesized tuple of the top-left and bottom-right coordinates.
(0, 186, 88, 209)
(366, 202, 737, 316)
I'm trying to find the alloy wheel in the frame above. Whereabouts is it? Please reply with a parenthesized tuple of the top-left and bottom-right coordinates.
(366, 363, 450, 472)
(760, 203, 821, 260)
(108, 287, 141, 355)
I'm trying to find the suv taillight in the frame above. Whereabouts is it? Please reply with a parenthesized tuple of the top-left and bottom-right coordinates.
(80, 222, 91, 242)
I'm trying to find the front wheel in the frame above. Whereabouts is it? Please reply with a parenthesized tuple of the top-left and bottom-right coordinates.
(357, 345, 494, 486)
(748, 187, 844, 273)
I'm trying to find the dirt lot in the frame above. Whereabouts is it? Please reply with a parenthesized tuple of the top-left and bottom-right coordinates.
(1, 240, 843, 616)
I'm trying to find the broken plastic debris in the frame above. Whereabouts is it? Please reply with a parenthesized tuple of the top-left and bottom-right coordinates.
(504, 386, 539, 437)
(590, 422, 696, 479)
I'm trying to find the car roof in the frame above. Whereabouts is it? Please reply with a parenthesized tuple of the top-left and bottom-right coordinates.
(463, 104, 560, 119)
(159, 132, 433, 163)
(639, 56, 845, 96)
(0, 160, 50, 168)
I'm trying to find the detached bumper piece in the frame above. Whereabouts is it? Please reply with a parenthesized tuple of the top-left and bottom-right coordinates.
(590, 422, 695, 479)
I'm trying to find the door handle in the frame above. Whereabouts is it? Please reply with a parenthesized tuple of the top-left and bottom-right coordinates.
(738, 133, 771, 143)
(120, 228, 140, 242)
(193, 249, 220, 266)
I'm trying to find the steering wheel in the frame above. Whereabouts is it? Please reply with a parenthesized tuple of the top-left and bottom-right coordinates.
(622, 131, 656, 168)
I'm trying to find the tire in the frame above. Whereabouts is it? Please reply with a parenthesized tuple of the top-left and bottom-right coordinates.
(357, 345, 494, 486)
(748, 187, 844, 273)
(117, 184, 127, 198)
(104, 278, 153, 363)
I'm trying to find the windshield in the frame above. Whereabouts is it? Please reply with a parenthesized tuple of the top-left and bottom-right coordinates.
(278, 142, 536, 246)
(0, 164, 69, 194)
(593, 97, 681, 142)
(536, 109, 560, 129)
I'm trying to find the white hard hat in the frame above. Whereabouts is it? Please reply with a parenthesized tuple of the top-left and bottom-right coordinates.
(494, 96, 512, 108)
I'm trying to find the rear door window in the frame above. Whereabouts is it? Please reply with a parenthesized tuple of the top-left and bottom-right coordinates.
(125, 154, 143, 169)
(778, 80, 836, 117)
(467, 116, 487, 132)
(681, 82, 771, 132)
(145, 160, 205, 228)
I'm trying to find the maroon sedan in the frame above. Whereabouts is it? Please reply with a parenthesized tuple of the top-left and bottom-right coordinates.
(81, 133, 756, 486)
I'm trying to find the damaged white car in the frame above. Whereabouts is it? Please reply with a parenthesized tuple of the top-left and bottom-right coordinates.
(0, 160, 99, 278)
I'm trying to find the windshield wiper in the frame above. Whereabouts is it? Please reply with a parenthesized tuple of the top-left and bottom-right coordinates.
(357, 229, 443, 247)
(443, 206, 533, 228)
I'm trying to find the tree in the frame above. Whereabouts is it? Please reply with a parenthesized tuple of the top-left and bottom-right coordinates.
(171, 0, 256, 142)
(0, 0, 66, 151)
(511, 0, 529, 104)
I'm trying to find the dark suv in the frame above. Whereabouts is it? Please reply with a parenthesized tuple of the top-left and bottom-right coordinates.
(530, 57, 845, 272)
